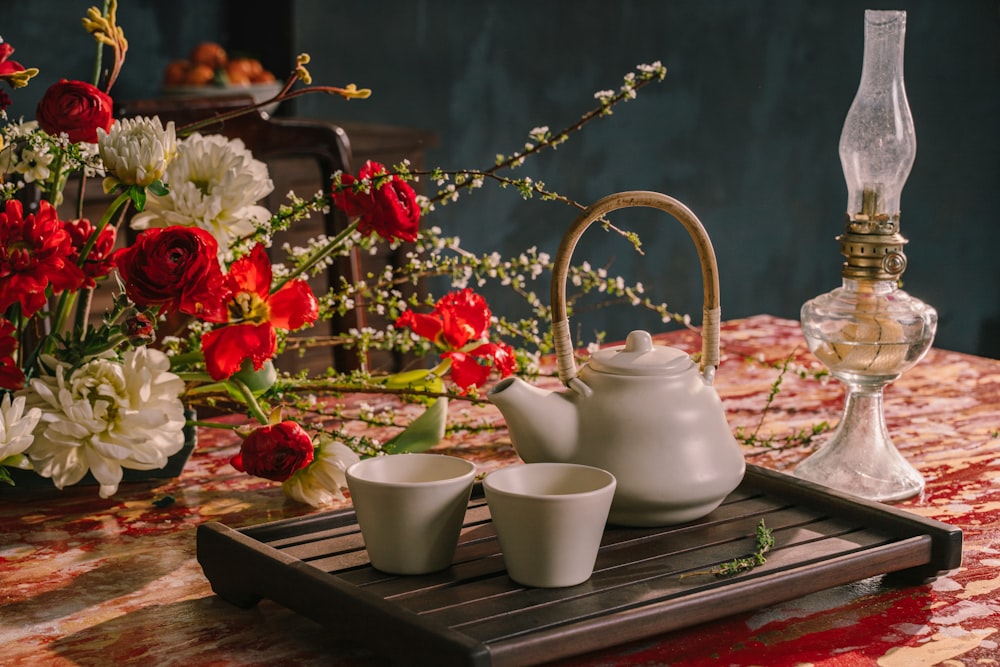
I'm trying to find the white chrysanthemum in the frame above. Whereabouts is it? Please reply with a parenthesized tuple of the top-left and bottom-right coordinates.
(97, 115, 177, 188)
(282, 434, 360, 507)
(131, 133, 274, 249)
(22, 347, 186, 498)
(0, 394, 42, 471)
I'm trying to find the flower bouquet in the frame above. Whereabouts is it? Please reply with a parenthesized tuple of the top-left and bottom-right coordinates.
(0, 1, 675, 505)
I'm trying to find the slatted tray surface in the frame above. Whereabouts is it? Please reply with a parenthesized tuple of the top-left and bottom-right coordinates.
(196, 464, 962, 667)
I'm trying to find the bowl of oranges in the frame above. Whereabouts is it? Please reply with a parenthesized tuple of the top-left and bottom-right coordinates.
(162, 42, 283, 115)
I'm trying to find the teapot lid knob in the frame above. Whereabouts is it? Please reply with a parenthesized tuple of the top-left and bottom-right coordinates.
(588, 329, 694, 376)
(623, 330, 654, 353)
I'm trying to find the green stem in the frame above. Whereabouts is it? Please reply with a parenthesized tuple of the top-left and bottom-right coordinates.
(73, 288, 94, 340)
(79, 190, 132, 266)
(91, 0, 111, 87)
(272, 218, 359, 292)
(188, 419, 243, 431)
(44, 153, 66, 204)
(170, 353, 207, 370)
(40, 190, 131, 359)
(228, 378, 270, 425)
(680, 519, 774, 579)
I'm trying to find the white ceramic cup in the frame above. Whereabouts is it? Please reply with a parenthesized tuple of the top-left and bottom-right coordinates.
(346, 453, 476, 575)
(484, 462, 617, 588)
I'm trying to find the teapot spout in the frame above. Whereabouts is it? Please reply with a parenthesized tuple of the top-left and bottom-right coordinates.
(487, 377, 578, 463)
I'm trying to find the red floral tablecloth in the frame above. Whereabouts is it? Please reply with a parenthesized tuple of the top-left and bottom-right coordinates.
(2, 315, 998, 666)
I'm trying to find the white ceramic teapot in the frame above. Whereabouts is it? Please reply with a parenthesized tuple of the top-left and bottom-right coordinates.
(488, 191, 745, 527)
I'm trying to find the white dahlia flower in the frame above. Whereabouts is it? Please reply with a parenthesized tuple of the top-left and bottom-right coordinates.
(0, 394, 42, 472)
(131, 133, 274, 250)
(23, 347, 187, 498)
(282, 434, 360, 507)
(98, 115, 177, 188)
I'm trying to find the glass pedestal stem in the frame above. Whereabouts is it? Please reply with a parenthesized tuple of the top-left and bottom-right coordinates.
(794, 379, 924, 502)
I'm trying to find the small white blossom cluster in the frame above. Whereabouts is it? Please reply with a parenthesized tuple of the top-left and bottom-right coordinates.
(0, 121, 103, 203)
(278, 220, 679, 375)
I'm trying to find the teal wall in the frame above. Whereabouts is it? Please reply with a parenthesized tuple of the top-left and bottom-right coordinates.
(291, 0, 1000, 358)
(3, 1, 998, 357)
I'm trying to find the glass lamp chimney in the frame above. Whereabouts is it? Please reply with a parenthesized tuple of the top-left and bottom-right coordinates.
(839, 10, 915, 227)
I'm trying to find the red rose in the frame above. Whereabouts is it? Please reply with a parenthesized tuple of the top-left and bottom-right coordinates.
(113, 226, 228, 321)
(332, 160, 420, 242)
(231, 421, 315, 482)
(36, 79, 114, 144)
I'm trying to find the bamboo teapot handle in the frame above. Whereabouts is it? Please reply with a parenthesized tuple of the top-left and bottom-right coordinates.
(551, 191, 722, 386)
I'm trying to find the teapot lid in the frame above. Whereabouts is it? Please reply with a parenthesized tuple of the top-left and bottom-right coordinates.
(588, 330, 695, 376)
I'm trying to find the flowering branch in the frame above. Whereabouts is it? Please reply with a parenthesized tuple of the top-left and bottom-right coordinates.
(176, 53, 371, 138)
(415, 62, 667, 211)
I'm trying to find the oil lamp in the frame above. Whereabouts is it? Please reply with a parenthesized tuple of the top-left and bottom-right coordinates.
(795, 10, 937, 502)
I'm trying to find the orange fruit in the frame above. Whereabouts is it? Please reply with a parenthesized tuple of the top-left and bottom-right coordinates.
(189, 42, 227, 69)
(184, 63, 215, 85)
(229, 57, 263, 78)
(226, 58, 261, 85)
(250, 70, 276, 84)
(163, 59, 190, 86)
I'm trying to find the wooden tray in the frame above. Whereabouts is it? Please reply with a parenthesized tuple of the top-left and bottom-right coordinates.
(196, 464, 962, 667)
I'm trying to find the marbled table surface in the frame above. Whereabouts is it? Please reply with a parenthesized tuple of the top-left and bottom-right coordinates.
(2, 315, 998, 666)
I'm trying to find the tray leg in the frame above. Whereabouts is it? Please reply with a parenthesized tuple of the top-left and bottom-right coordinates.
(209, 584, 263, 609)
(196, 522, 264, 609)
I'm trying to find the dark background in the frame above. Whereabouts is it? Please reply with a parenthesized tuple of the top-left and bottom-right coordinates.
(3, 0, 998, 357)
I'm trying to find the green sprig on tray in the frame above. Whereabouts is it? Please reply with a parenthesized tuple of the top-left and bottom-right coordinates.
(682, 519, 774, 579)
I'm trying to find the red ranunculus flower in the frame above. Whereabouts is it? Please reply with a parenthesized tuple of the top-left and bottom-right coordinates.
(35, 79, 114, 144)
(331, 160, 420, 242)
(114, 225, 228, 321)
(201, 244, 319, 380)
(65, 218, 116, 287)
(394, 288, 491, 349)
(0, 199, 85, 317)
(231, 421, 315, 482)
(445, 341, 517, 392)
(0, 319, 25, 390)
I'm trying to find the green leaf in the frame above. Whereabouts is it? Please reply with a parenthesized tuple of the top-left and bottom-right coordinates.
(148, 179, 169, 196)
(383, 398, 448, 454)
(0, 466, 12, 486)
(232, 359, 277, 395)
(128, 185, 147, 211)
(1, 453, 32, 470)
(380, 368, 443, 393)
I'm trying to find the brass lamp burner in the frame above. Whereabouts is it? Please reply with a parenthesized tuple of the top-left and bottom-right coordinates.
(839, 187, 908, 281)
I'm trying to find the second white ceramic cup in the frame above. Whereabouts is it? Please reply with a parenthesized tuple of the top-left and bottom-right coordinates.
(346, 453, 476, 575)
(484, 462, 617, 588)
